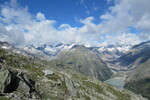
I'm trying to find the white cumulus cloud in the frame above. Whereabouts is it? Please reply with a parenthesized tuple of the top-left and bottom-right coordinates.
(0, 0, 149, 46)
(36, 12, 46, 21)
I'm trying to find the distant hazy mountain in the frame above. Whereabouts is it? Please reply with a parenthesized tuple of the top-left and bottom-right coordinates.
(51, 45, 115, 81)
(0, 41, 33, 57)
(0, 41, 19, 53)
(19, 43, 134, 74)
(21, 43, 76, 60)
(22, 44, 55, 60)
(117, 40, 150, 69)
(98, 44, 131, 61)
(95, 44, 131, 72)
(22, 43, 131, 61)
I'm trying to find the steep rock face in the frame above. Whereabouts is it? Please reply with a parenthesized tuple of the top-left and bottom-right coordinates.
(15, 72, 36, 98)
(124, 59, 150, 99)
(0, 65, 38, 99)
(0, 66, 11, 93)
(0, 47, 40, 99)
(54, 45, 114, 81)
(123, 41, 150, 99)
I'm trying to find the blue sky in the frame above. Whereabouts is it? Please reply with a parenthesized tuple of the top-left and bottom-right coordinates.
(0, 0, 150, 46)
(17, 0, 110, 27)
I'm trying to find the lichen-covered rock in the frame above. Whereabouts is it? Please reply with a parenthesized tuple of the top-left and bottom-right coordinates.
(0, 64, 39, 99)
(64, 76, 78, 97)
(0, 65, 11, 93)
(43, 69, 54, 76)
(15, 72, 37, 98)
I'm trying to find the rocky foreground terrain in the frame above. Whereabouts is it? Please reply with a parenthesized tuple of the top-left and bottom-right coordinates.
(0, 41, 148, 100)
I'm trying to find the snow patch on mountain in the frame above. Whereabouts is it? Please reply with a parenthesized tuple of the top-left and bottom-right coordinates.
(21, 43, 132, 62)
(98, 45, 131, 54)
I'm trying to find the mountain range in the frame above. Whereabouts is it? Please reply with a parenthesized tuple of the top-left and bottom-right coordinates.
(21, 43, 131, 61)
(0, 40, 150, 100)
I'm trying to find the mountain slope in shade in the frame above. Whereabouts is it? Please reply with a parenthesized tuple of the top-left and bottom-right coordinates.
(53, 45, 115, 81)
(123, 41, 150, 99)
(117, 41, 150, 69)
(124, 59, 150, 99)
(98, 44, 131, 61)
(97, 44, 131, 71)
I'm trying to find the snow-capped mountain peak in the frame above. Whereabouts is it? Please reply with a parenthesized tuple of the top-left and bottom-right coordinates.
(98, 44, 131, 53)
(97, 44, 131, 62)
(21, 43, 132, 61)
(21, 43, 77, 60)
(0, 41, 11, 50)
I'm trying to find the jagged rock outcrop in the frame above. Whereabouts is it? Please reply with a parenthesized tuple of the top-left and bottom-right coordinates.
(0, 64, 39, 99)
(0, 66, 11, 93)
(124, 59, 150, 99)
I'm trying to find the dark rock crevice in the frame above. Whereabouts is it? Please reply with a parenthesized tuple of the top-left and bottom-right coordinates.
(0, 65, 39, 99)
